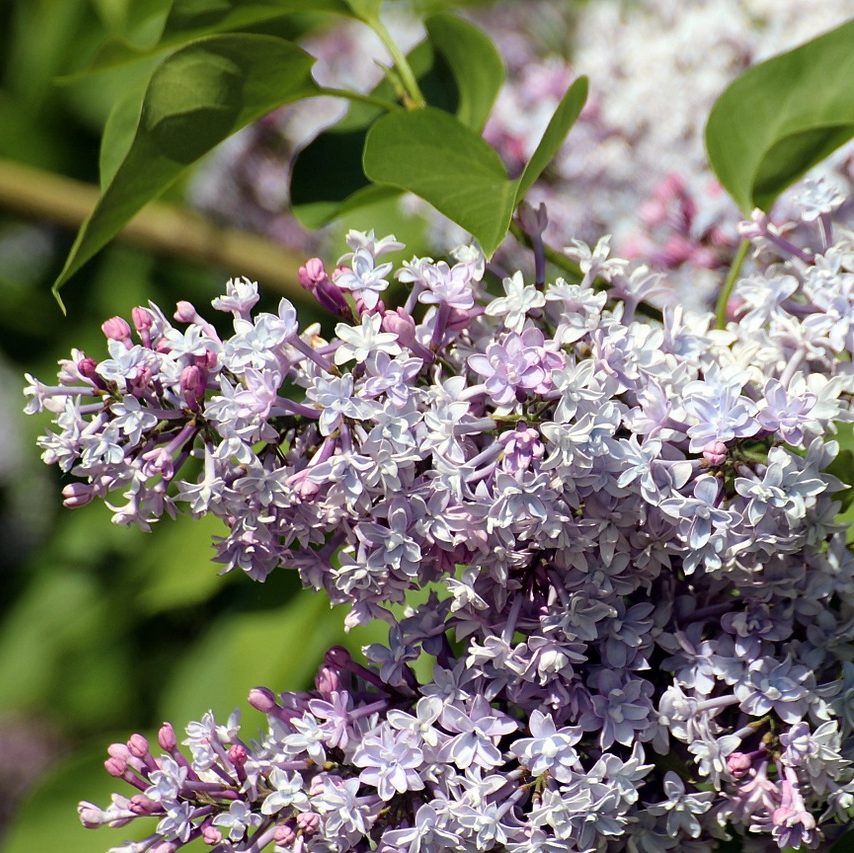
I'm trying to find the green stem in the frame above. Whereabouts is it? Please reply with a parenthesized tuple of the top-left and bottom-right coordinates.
(715, 238, 750, 329)
(315, 86, 401, 113)
(369, 16, 425, 108)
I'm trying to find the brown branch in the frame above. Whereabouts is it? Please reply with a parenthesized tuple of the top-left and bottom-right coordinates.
(0, 157, 313, 306)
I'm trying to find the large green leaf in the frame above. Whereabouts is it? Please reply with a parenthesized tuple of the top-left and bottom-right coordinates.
(516, 75, 588, 203)
(705, 19, 854, 213)
(77, 0, 349, 75)
(98, 73, 149, 189)
(363, 106, 518, 255)
(362, 77, 589, 256)
(423, 12, 504, 133)
(52, 34, 318, 305)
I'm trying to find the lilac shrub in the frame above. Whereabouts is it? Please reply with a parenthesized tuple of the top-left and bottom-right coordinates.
(25, 187, 854, 851)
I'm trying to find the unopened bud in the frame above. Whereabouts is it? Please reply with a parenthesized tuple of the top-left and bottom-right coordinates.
(228, 744, 247, 767)
(174, 301, 197, 323)
(381, 308, 416, 348)
(104, 756, 127, 777)
(727, 751, 753, 779)
(158, 722, 177, 751)
(202, 825, 223, 845)
(127, 733, 149, 758)
(131, 306, 153, 332)
(703, 440, 728, 466)
(62, 482, 95, 509)
(248, 686, 277, 713)
(274, 824, 296, 845)
(101, 316, 132, 342)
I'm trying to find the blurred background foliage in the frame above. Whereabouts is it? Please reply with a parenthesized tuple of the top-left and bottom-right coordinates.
(0, 0, 483, 848)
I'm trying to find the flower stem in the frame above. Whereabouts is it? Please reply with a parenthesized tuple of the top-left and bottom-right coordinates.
(315, 86, 401, 113)
(369, 17, 425, 109)
(715, 238, 750, 329)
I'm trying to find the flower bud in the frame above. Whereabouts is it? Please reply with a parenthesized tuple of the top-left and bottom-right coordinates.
(703, 440, 728, 466)
(131, 306, 152, 332)
(297, 811, 321, 834)
(101, 316, 132, 342)
(78, 801, 107, 828)
(127, 733, 149, 758)
(727, 751, 753, 779)
(129, 794, 158, 815)
(315, 663, 341, 695)
(62, 482, 95, 509)
(158, 722, 177, 751)
(174, 301, 198, 324)
(180, 365, 206, 411)
(228, 744, 247, 767)
(104, 756, 127, 777)
(274, 824, 296, 845)
(381, 308, 417, 348)
(325, 646, 352, 668)
(202, 825, 223, 845)
(248, 686, 278, 713)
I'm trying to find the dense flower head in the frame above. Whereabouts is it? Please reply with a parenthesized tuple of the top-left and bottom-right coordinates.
(26, 196, 854, 849)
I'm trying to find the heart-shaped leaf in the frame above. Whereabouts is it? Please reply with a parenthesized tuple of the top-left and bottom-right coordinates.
(362, 77, 589, 256)
(705, 18, 854, 213)
(52, 34, 318, 305)
(363, 106, 518, 256)
(424, 12, 504, 134)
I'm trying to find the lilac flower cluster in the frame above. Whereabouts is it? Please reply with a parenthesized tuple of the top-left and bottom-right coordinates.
(26, 192, 854, 850)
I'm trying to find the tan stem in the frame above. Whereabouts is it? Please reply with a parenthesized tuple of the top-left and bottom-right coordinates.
(0, 157, 312, 306)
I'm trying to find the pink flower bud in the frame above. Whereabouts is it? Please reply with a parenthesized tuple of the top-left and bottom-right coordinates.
(62, 482, 95, 509)
(174, 301, 197, 324)
(297, 811, 321, 834)
(108, 742, 130, 760)
(180, 365, 206, 411)
(132, 306, 153, 332)
(77, 357, 99, 381)
(356, 295, 384, 316)
(381, 308, 416, 348)
(298, 257, 328, 290)
(274, 824, 296, 845)
(228, 744, 247, 767)
(248, 686, 277, 713)
(202, 825, 223, 845)
(703, 441, 728, 466)
(727, 751, 753, 779)
(127, 733, 149, 758)
(101, 316, 132, 342)
(129, 794, 158, 815)
(158, 722, 177, 751)
(104, 756, 127, 777)
(315, 663, 341, 695)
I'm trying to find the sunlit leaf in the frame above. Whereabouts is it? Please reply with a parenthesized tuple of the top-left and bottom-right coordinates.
(705, 19, 854, 213)
(363, 106, 518, 255)
(424, 12, 504, 133)
(516, 75, 588, 203)
(52, 34, 318, 304)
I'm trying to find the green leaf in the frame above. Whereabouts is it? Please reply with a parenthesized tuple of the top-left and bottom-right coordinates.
(516, 75, 588, 203)
(342, 0, 382, 22)
(424, 12, 504, 133)
(52, 34, 318, 305)
(98, 73, 149, 188)
(75, 0, 348, 76)
(705, 19, 854, 213)
(290, 39, 441, 227)
(363, 106, 518, 256)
